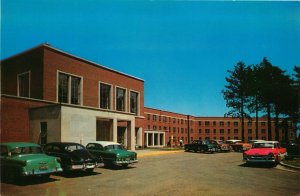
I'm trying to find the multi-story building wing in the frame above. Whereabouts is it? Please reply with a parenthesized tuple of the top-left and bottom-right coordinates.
(1, 43, 144, 150)
(1, 44, 295, 148)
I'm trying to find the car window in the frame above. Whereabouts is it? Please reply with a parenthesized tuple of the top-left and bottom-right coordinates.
(96, 144, 104, 150)
(86, 143, 95, 149)
(65, 144, 84, 152)
(253, 143, 274, 148)
(0, 146, 8, 156)
(105, 145, 123, 150)
(10, 146, 43, 155)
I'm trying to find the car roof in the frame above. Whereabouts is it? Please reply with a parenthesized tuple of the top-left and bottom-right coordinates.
(1, 142, 40, 150)
(254, 141, 279, 144)
(87, 141, 120, 147)
(226, 140, 241, 142)
(46, 142, 83, 146)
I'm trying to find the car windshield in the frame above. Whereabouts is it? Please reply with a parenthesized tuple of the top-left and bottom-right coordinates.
(105, 144, 124, 150)
(253, 143, 275, 148)
(10, 146, 43, 155)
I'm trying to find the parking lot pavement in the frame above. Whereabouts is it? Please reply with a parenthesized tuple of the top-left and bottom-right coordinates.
(135, 149, 184, 157)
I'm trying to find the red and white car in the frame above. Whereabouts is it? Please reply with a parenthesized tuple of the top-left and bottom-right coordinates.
(243, 141, 287, 165)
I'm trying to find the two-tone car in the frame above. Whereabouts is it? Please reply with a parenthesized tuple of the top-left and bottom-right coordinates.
(226, 140, 251, 152)
(86, 141, 138, 168)
(243, 141, 287, 166)
(0, 142, 62, 182)
(43, 142, 100, 172)
(212, 140, 231, 152)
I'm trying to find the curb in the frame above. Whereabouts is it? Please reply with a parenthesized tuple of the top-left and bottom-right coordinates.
(279, 161, 300, 171)
(137, 150, 184, 158)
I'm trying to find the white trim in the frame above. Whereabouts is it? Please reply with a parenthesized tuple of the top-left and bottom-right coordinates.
(56, 70, 83, 106)
(17, 70, 31, 98)
(98, 81, 113, 110)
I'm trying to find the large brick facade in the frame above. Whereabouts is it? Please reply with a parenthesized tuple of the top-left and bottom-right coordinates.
(1, 44, 295, 148)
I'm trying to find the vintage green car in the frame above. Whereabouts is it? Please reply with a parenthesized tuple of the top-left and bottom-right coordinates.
(86, 141, 138, 168)
(0, 142, 63, 182)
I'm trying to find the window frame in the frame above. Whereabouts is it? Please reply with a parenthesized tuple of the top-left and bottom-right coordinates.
(115, 86, 127, 112)
(99, 82, 113, 110)
(57, 71, 83, 105)
(17, 71, 31, 98)
(129, 90, 140, 115)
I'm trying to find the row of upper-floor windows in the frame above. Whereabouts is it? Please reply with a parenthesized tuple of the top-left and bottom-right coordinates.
(199, 129, 267, 134)
(199, 121, 268, 127)
(147, 114, 192, 124)
(17, 71, 140, 115)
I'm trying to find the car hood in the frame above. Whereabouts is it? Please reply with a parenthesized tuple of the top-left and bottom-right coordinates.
(245, 148, 274, 155)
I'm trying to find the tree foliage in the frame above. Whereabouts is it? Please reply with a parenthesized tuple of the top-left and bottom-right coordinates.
(223, 59, 299, 141)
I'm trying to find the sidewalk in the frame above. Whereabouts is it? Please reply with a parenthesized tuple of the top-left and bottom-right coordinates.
(135, 149, 184, 158)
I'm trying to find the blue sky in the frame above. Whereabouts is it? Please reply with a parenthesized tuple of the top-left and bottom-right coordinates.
(1, 1, 300, 116)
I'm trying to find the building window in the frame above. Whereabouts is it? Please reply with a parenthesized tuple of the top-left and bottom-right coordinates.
(220, 121, 224, 126)
(234, 121, 239, 127)
(159, 116, 161, 121)
(261, 129, 266, 134)
(247, 121, 252, 127)
(18, 71, 30, 97)
(205, 121, 210, 126)
(248, 129, 252, 134)
(220, 137, 224, 141)
(116, 87, 126, 111)
(205, 129, 210, 134)
(199, 129, 202, 134)
(234, 129, 238, 134)
(130, 91, 139, 114)
(213, 129, 216, 134)
(220, 129, 224, 134)
(227, 121, 231, 126)
(173, 118, 176, 123)
(153, 126, 156, 130)
(100, 83, 111, 109)
(147, 114, 150, 120)
(153, 115, 156, 121)
(227, 129, 231, 134)
(261, 122, 266, 126)
(213, 121, 216, 126)
(58, 72, 81, 105)
(198, 121, 202, 126)
(173, 127, 176, 133)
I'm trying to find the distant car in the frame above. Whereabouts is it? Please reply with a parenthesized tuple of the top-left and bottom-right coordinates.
(285, 141, 300, 160)
(243, 141, 287, 165)
(184, 140, 217, 153)
(212, 140, 231, 152)
(226, 140, 251, 152)
(43, 142, 100, 172)
(86, 141, 138, 168)
(0, 142, 62, 182)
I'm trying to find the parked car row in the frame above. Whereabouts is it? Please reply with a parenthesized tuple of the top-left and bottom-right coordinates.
(0, 141, 138, 183)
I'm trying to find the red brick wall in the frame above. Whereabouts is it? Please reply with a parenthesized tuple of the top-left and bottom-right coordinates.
(43, 47, 144, 115)
(1, 47, 44, 99)
(1, 96, 49, 142)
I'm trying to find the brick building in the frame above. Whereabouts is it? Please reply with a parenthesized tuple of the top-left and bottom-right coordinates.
(1, 43, 144, 150)
(1, 44, 295, 149)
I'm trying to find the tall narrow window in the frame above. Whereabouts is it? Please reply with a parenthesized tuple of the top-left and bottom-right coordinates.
(100, 83, 111, 109)
(116, 87, 126, 111)
(18, 72, 30, 97)
(58, 73, 69, 103)
(130, 91, 138, 114)
(71, 77, 81, 104)
(58, 72, 81, 105)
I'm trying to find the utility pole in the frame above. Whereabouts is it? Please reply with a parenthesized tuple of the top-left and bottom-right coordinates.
(187, 115, 190, 144)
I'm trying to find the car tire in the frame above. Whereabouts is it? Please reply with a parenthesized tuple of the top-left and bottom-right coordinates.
(122, 164, 129, 168)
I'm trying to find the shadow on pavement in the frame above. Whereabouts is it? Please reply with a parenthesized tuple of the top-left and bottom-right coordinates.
(53, 170, 101, 178)
(0, 175, 59, 186)
(239, 162, 276, 168)
(100, 165, 137, 170)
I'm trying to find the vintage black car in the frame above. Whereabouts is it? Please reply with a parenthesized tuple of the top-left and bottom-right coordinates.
(43, 142, 101, 172)
(285, 141, 300, 160)
(184, 140, 217, 153)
